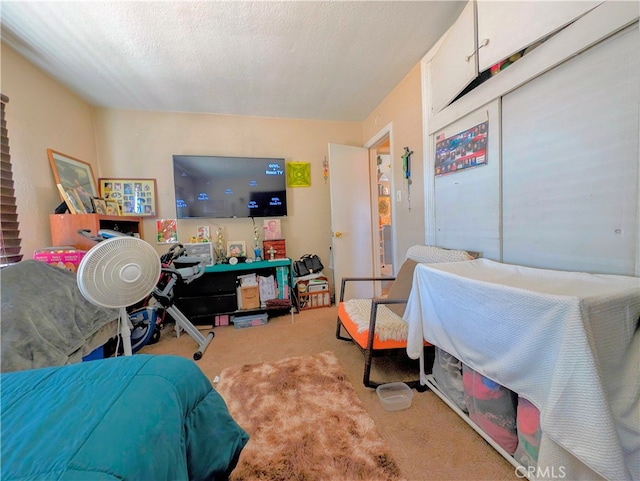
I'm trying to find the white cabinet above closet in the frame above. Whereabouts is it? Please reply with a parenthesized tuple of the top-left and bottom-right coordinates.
(476, 0, 602, 72)
(428, 0, 603, 115)
(430, 1, 477, 114)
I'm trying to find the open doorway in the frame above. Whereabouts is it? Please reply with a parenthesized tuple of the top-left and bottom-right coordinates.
(367, 133, 394, 298)
(374, 140, 393, 277)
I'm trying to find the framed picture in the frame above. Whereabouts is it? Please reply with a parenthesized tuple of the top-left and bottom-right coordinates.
(156, 219, 178, 244)
(105, 200, 120, 216)
(48, 149, 98, 214)
(197, 225, 211, 242)
(227, 240, 246, 258)
(91, 197, 108, 215)
(99, 178, 157, 217)
(263, 219, 282, 240)
(57, 184, 85, 214)
(183, 242, 215, 266)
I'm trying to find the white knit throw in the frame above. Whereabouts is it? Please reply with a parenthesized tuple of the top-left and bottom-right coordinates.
(343, 299, 408, 342)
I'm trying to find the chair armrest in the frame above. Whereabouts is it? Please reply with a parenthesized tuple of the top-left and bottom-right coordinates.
(365, 298, 408, 351)
(339, 276, 396, 302)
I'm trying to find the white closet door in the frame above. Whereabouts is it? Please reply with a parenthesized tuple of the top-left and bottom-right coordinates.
(502, 25, 639, 275)
(434, 99, 501, 260)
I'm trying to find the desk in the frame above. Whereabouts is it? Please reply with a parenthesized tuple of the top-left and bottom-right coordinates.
(404, 259, 640, 481)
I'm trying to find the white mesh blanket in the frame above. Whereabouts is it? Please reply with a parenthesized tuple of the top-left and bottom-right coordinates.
(405, 258, 640, 481)
(342, 299, 407, 342)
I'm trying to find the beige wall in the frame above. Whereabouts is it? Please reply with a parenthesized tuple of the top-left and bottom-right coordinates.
(93, 109, 362, 267)
(1, 43, 99, 258)
(362, 63, 425, 259)
(3, 39, 423, 274)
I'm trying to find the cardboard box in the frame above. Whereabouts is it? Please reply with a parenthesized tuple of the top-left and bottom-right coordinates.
(238, 285, 260, 310)
(262, 239, 286, 259)
(33, 247, 87, 273)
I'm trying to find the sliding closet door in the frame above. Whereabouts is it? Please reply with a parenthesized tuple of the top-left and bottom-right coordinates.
(502, 24, 639, 275)
(434, 100, 501, 260)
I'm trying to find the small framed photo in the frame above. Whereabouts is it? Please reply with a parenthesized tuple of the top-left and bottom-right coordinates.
(197, 225, 211, 242)
(227, 240, 246, 257)
(105, 200, 120, 216)
(57, 184, 86, 214)
(156, 219, 178, 244)
(91, 197, 108, 215)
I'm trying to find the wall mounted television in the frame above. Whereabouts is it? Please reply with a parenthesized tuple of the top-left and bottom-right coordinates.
(172, 155, 287, 219)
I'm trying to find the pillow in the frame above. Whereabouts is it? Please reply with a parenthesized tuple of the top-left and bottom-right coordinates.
(386, 258, 418, 316)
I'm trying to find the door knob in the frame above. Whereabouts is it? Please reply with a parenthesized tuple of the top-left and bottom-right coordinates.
(335, 232, 343, 238)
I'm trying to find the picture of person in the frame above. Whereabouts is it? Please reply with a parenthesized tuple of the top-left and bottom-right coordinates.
(263, 219, 281, 240)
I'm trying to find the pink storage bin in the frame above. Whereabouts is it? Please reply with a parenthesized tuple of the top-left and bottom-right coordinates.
(463, 364, 518, 454)
(514, 396, 542, 468)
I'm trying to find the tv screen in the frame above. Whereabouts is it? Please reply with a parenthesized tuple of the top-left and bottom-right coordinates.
(172, 155, 287, 219)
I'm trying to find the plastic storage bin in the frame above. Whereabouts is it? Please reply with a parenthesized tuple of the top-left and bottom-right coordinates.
(232, 312, 268, 329)
(376, 382, 414, 411)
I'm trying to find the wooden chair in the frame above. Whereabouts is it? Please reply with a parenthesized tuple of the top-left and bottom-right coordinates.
(336, 245, 475, 389)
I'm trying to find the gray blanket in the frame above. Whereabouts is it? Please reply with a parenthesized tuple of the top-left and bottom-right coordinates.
(1, 260, 118, 372)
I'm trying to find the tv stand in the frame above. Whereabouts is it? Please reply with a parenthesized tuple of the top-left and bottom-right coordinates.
(172, 258, 295, 324)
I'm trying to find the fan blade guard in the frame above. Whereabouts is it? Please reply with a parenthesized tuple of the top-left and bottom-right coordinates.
(77, 237, 161, 309)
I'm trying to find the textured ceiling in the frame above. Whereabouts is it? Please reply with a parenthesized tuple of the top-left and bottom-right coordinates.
(1, 1, 465, 121)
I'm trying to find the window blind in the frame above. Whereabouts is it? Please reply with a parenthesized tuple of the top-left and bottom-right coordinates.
(0, 94, 23, 265)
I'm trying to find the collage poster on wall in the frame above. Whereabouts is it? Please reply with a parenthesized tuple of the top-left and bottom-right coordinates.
(435, 121, 488, 176)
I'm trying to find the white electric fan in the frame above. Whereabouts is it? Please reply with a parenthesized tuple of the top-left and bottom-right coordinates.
(77, 236, 161, 356)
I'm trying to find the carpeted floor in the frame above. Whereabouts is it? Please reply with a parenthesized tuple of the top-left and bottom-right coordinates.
(141, 306, 517, 481)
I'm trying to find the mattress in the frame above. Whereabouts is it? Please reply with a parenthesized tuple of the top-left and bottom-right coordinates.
(404, 258, 640, 480)
(1, 355, 249, 481)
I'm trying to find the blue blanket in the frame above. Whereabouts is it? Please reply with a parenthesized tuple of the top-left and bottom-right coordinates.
(1, 355, 248, 480)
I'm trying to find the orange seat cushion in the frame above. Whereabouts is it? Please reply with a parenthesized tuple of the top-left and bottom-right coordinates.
(338, 302, 430, 350)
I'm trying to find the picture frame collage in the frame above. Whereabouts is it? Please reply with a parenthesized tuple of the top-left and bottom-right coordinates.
(99, 178, 157, 217)
(47, 149, 157, 218)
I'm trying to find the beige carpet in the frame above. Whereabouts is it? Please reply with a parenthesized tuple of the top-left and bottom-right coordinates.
(216, 351, 402, 481)
(141, 306, 517, 481)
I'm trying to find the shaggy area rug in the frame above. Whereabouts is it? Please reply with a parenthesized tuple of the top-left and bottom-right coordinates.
(215, 351, 402, 481)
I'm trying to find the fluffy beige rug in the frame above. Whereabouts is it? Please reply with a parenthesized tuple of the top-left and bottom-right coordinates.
(215, 351, 402, 481)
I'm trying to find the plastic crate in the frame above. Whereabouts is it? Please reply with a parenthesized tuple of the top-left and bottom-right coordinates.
(232, 313, 268, 329)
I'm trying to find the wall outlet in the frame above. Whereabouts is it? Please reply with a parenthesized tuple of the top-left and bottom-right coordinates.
(396, 190, 402, 202)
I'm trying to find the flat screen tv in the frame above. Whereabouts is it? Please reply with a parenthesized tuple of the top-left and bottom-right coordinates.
(172, 155, 287, 219)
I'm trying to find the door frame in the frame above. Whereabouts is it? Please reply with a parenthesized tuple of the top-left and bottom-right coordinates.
(364, 123, 396, 279)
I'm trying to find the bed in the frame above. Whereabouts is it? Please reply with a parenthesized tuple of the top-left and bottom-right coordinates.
(1, 260, 119, 372)
(404, 258, 640, 481)
(1, 354, 249, 480)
